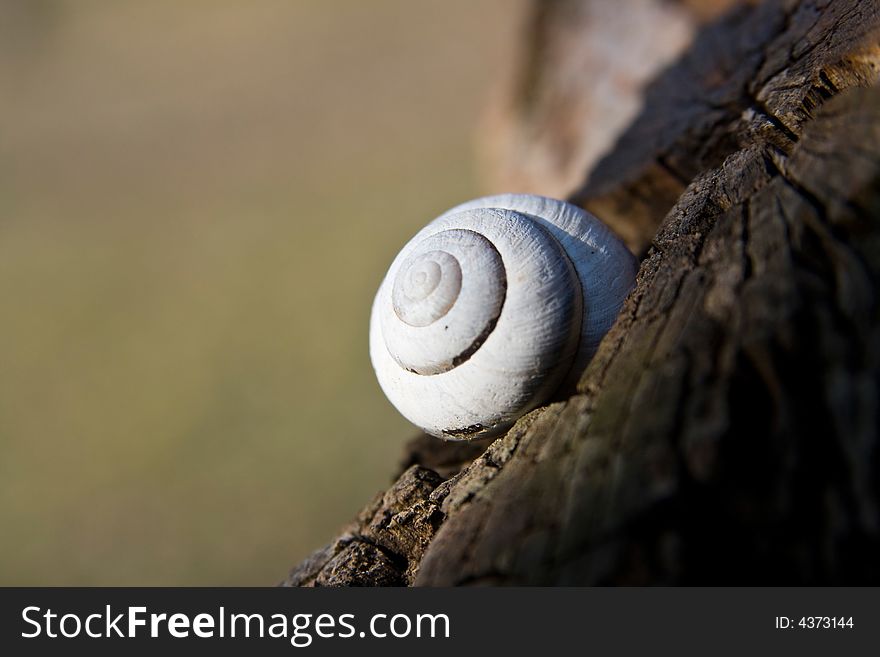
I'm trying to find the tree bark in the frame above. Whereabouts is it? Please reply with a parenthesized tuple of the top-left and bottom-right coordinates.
(283, 0, 880, 586)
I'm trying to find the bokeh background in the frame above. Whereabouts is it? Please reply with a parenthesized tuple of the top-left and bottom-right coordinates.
(0, 0, 520, 585)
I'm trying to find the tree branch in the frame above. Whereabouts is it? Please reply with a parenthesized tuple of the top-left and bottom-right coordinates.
(284, 0, 880, 587)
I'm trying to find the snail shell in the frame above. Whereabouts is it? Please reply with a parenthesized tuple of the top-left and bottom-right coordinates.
(370, 194, 637, 441)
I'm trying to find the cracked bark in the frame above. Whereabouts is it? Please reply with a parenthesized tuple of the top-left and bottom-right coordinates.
(283, 0, 880, 586)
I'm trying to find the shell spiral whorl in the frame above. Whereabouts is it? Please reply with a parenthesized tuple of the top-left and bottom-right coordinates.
(370, 194, 637, 441)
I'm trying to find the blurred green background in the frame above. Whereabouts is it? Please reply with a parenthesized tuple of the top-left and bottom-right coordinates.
(0, 0, 518, 584)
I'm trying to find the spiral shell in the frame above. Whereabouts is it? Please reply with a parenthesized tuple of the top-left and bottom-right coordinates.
(370, 194, 637, 440)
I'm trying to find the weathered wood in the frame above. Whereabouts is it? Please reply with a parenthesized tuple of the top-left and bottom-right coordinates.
(573, 0, 880, 253)
(284, 0, 880, 586)
(283, 435, 492, 586)
(480, 0, 743, 250)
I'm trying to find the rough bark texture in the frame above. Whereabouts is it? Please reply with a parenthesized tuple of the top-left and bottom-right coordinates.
(284, 0, 880, 586)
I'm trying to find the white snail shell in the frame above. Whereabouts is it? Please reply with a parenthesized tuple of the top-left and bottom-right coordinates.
(370, 194, 637, 441)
